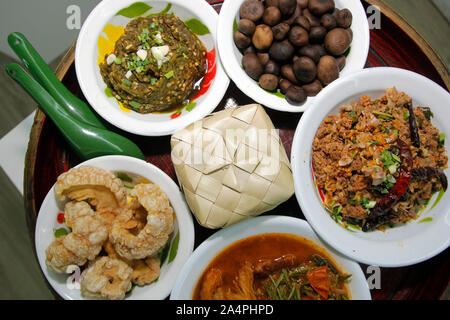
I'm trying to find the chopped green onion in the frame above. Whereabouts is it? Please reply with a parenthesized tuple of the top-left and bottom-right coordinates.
(123, 79, 132, 87)
(164, 70, 174, 79)
(129, 101, 142, 108)
(151, 78, 157, 85)
(351, 151, 358, 159)
(388, 164, 398, 174)
(114, 57, 122, 64)
(439, 133, 446, 144)
(403, 110, 410, 120)
(369, 140, 380, 145)
(373, 111, 394, 121)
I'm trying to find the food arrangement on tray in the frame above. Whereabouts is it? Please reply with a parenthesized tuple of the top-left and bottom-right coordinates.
(8, 0, 450, 300)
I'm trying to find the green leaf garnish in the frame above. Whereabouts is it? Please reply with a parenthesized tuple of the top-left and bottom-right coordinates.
(115, 172, 133, 182)
(129, 101, 142, 108)
(116, 2, 152, 18)
(164, 70, 174, 79)
(168, 231, 179, 263)
(54, 228, 68, 238)
(184, 18, 210, 35)
(147, 3, 172, 17)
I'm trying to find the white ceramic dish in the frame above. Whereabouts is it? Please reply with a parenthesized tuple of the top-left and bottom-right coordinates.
(35, 155, 194, 300)
(75, 0, 229, 136)
(170, 215, 371, 300)
(291, 67, 450, 267)
(217, 0, 370, 113)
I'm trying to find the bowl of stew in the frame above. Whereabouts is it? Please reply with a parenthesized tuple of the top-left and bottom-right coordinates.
(75, 0, 229, 136)
(170, 215, 371, 300)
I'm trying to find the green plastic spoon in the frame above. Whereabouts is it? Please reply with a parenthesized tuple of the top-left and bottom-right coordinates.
(7, 32, 107, 130)
(6, 63, 145, 161)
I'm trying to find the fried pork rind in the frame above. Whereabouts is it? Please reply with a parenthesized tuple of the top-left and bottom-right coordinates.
(45, 201, 108, 273)
(110, 183, 174, 260)
(45, 236, 87, 273)
(103, 241, 161, 286)
(54, 166, 127, 214)
(80, 257, 133, 300)
(131, 257, 160, 286)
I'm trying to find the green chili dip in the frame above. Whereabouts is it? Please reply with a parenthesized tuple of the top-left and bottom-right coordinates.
(100, 14, 207, 113)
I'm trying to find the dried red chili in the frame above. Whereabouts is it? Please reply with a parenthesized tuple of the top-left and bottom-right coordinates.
(362, 139, 413, 232)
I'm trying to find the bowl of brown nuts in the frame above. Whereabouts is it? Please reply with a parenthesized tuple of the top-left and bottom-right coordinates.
(217, 0, 370, 112)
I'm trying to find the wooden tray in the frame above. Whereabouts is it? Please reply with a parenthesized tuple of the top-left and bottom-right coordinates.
(24, 0, 449, 300)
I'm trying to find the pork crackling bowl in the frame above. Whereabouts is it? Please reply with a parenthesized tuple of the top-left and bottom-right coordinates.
(35, 156, 194, 300)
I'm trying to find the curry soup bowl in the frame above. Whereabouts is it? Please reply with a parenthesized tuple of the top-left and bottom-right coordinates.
(170, 215, 371, 300)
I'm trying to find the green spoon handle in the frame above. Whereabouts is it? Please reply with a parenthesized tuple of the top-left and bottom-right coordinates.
(6, 63, 145, 161)
(8, 32, 107, 130)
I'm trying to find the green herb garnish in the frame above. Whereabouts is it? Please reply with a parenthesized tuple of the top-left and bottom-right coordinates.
(129, 101, 142, 108)
(164, 70, 174, 79)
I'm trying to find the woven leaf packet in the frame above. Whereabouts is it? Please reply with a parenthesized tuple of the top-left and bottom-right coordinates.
(170, 104, 294, 229)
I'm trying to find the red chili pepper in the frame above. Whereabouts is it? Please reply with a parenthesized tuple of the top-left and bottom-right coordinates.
(363, 139, 412, 232)
(57, 212, 65, 224)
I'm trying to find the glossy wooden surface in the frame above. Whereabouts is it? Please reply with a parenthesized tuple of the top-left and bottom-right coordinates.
(24, 0, 449, 300)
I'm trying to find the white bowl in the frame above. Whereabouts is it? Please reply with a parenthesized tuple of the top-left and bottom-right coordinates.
(35, 155, 194, 300)
(75, 0, 230, 136)
(170, 216, 371, 300)
(217, 0, 370, 113)
(291, 67, 450, 267)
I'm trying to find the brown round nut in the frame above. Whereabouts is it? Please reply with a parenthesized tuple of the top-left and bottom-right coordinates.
(289, 26, 309, 47)
(272, 23, 290, 41)
(240, 0, 265, 21)
(242, 53, 264, 80)
(286, 85, 306, 104)
(335, 55, 346, 71)
(321, 13, 337, 30)
(337, 8, 353, 28)
(293, 56, 317, 83)
(266, 0, 279, 7)
(259, 74, 279, 91)
(257, 53, 270, 66)
(294, 15, 311, 31)
(279, 78, 293, 94)
(302, 79, 323, 97)
(281, 64, 298, 83)
(324, 27, 351, 55)
(263, 6, 282, 26)
(264, 60, 281, 75)
(308, 0, 335, 16)
(302, 8, 321, 27)
(234, 31, 251, 49)
(238, 19, 256, 36)
(309, 26, 327, 44)
(279, 0, 297, 16)
(252, 24, 274, 51)
(317, 55, 339, 85)
(269, 40, 295, 61)
(297, 0, 309, 9)
(298, 45, 322, 63)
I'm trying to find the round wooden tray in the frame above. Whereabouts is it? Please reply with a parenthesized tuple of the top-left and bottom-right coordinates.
(24, 0, 449, 300)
